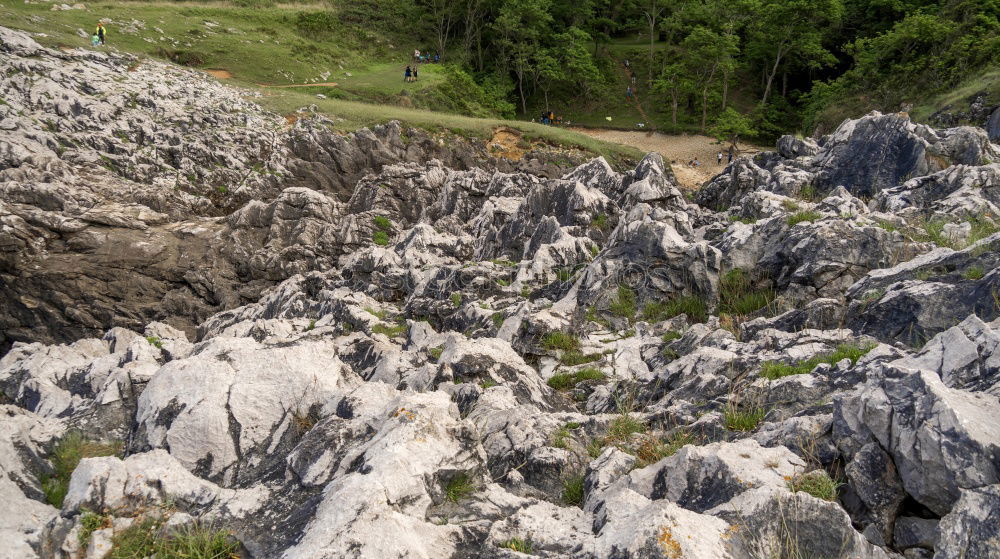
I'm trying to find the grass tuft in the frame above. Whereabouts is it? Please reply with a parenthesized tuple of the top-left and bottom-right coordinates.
(373, 230, 390, 246)
(561, 474, 585, 507)
(643, 296, 709, 324)
(500, 538, 533, 553)
(609, 285, 637, 319)
(547, 367, 607, 390)
(723, 401, 766, 432)
(371, 320, 407, 338)
(42, 432, 122, 507)
(786, 211, 822, 226)
(760, 342, 875, 380)
(787, 470, 840, 501)
(444, 473, 475, 503)
(542, 331, 580, 352)
(107, 516, 238, 559)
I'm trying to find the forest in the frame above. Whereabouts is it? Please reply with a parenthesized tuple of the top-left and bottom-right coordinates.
(387, 0, 1000, 138)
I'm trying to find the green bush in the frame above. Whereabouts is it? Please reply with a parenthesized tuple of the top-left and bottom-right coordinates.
(294, 10, 338, 40)
(145, 336, 163, 349)
(591, 214, 609, 231)
(428, 345, 444, 361)
(450, 293, 462, 307)
(373, 231, 390, 246)
(760, 342, 875, 380)
(42, 433, 122, 507)
(373, 216, 392, 231)
(787, 470, 840, 501)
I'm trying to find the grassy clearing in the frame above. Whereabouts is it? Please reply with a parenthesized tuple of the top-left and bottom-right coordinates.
(759, 342, 875, 381)
(42, 432, 123, 507)
(911, 68, 1000, 123)
(1, 1, 642, 165)
(786, 470, 840, 501)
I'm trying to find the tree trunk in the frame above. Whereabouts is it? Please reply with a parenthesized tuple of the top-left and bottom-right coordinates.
(761, 45, 786, 106)
(671, 91, 678, 126)
(701, 86, 709, 131)
(722, 71, 730, 110)
(782, 71, 788, 98)
(517, 71, 527, 115)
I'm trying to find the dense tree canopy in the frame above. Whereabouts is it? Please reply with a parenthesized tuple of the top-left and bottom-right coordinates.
(407, 0, 1000, 137)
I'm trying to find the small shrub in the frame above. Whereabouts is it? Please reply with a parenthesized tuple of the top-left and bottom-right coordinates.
(609, 285, 638, 319)
(547, 372, 576, 390)
(561, 474, 585, 506)
(718, 268, 776, 317)
(480, 379, 498, 389)
(723, 401, 766, 432)
(500, 538, 533, 553)
(643, 296, 709, 324)
(491, 313, 505, 329)
(787, 470, 839, 501)
(662, 347, 679, 360)
(145, 336, 162, 349)
(291, 407, 319, 434)
(444, 473, 475, 503)
(306, 319, 316, 331)
(551, 426, 571, 448)
(496, 278, 510, 287)
(373, 215, 392, 231)
(565, 421, 581, 429)
(542, 331, 580, 351)
(781, 199, 801, 212)
(373, 231, 390, 246)
(364, 307, 388, 320)
(450, 293, 462, 307)
(635, 430, 695, 467)
(786, 211, 822, 226)
(661, 331, 682, 343)
(963, 266, 985, 280)
(589, 244, 600, 257)
(587, 438, 605, 458)
(42, 433, 122, 507)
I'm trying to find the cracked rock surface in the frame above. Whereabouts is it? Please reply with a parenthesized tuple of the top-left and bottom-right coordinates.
(2, 25, 1000, 559)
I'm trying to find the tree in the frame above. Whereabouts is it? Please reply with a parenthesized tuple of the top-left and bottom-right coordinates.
(639, 0, 669, 86)
(423, 0, 461, 58)
(654, 62, 689, 127)
(710, 107, 756, 151)
(748, 0, 843, 106)
(492, 0, 554, 115)
(681, 26, 737, 131)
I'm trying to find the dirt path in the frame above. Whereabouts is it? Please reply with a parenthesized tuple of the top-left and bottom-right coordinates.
(569, 128, 764, 189)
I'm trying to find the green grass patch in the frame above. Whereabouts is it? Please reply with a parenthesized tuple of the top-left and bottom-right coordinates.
(718, 268, 776, 317)
(450, 292, 462, 307)
(500, 538, 533, 554)
(480, 379, 498, 389)
(373, 230, 390, 246)
(371, 320, 407, 338)
(444, 473, 475, 503)
(591, 213, 609, 231)
(561, 474, 585, 507)
(642, 296, 709, 324)
(145, 336, 162, 349)
(542, 331, 580, 352)
(963, 266, 986, 280)
(723, 401, 766, 432)
(42, 432, 122, 508)
(661, 331, 682, 343)
(428, 345, 444, 361)
(787, 470, 840, 501)
(609, 285, 637, 319)
(547, 367, 606, 390)
(760, 342, 875, 380)
(786, 211, 823, 226)
(373, 215, 392, 231)
(107, 515, 238, 559)
(635, 430, 696, 467)
(605, 413, 646, 443)
(78, 510, 112, 549)
(559, 350, 602, 366)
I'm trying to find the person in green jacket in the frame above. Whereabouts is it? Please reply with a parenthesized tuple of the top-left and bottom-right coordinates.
(95, 22, 106, 45)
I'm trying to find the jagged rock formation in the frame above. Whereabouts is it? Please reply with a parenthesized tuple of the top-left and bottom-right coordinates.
(0, 27, 591, 354)
(2, 25, 1000, 559)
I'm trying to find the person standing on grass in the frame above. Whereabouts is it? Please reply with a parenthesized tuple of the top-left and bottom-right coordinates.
(404, 66, 412, 82)
(717, 151, 723, 165)
(95, 22, 107, 45)
(414, 66, 419, 81)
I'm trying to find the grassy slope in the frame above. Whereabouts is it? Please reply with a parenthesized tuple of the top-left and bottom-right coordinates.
(2, 1, 640, 163)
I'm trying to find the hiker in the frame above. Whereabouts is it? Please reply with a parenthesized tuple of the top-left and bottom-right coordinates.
(626, 86, 633, 100)
(717, 151, 724, 165)
(91, 34, 100, 47)
(728, 145, 735, 163)
(693, 158, 701, 167)
(624, 58, 630, 69)
(95, 22, 106, 45)
(404, 66, 412, 82)
(413, 49, 420, 63)
(413, 66, 419, 81)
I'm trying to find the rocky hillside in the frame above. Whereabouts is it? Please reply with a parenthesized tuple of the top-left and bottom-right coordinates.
(2, 26, 1000, 559)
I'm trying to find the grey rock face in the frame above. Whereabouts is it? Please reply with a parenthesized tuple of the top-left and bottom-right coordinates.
(3, 23, 1000, 559)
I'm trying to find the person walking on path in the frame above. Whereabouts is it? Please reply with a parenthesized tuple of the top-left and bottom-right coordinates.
(95, 22, 107, 45)
(626, 85, 633, 101)
(717, 151, 723, 165)
(728, 145, 735, 163)
(404, 66, 412, 82)
(413, 49, 420, 63)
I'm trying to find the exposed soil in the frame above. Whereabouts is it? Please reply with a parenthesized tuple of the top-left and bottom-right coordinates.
(205, 68, 233, 79)
(487, 127, 528, 161)
(569, 128, 765, 189)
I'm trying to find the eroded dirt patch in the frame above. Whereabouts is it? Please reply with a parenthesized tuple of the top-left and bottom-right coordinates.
(205, 68, 233, 79)
(487, 127, 529, 161)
